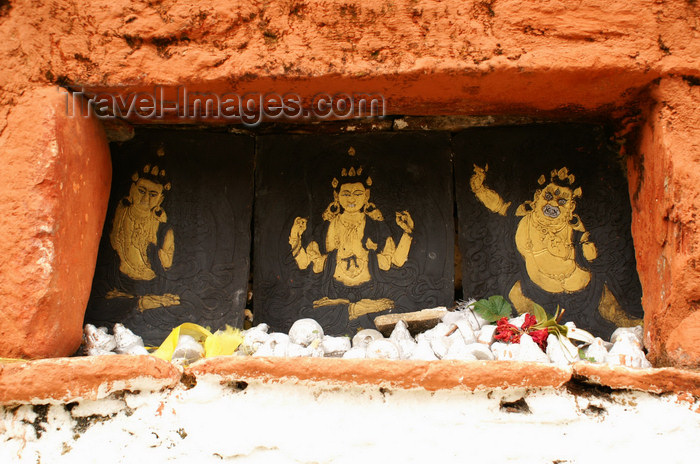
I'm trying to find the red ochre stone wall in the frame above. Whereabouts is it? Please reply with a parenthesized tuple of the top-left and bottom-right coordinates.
(630, 78, 700, 368)
(0, 1, 699, 365)
(0, 89, 111, 358)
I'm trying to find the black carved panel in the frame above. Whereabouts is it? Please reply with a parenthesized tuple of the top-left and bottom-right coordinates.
(454, 124, 643, 339)
(85, 129, 254, 345)
(255, 133, 454, 336)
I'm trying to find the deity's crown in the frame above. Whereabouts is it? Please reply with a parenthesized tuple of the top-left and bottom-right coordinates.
(331, 166, 372, 189)
(132, 164, 171, 190)
(538, 167, 575, 187)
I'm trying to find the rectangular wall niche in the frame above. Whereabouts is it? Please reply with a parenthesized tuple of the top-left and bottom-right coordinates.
(254, 133, 455, 336)
(454, 124, 643, 339)
(85, 129, 254, 345)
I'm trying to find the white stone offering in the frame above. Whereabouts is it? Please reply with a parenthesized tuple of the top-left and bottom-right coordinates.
(252, 340, 276, 357)
(84, 324, 117, 355)
(408, 339, 439, 361)
(171, 335, 204, 364)
(253, 333, 290, 357)
(113, 323, 148, 355)
(508, 314, 527, 328)
(606, 334, 651, 368)
(582, 337, 609, 363)
(390, 322, 417, 360)
(240, 327, 271, 354)
(610, 326, 644, 348)
(516, 334, 550, 363)
(476, 325, 497, 345)
(455, 319, 478, 345)
(441, 307, 469, 326)
(463, 343, 495, 361)
(269, 332, 290, 344)
(429, 337, 451, 359)
(366, 339, 400, 360)
(288, 319, 324, 347)
(342, 347, 367, 359)
(446, 299, 488, 331)
(442, 347, 478, 361)
(395, 339, 418, 360)
(321, 335, 351, 357)
(491, 342, 521, 361)
(389, 320, 413, 343)
(285, 343, 309, 358)
(253, 323, 270, 333)
(352, 329, 384, 348)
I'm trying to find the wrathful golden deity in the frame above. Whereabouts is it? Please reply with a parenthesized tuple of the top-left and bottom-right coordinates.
(470, 165, 641, 327)
(289, 166, 414, 320)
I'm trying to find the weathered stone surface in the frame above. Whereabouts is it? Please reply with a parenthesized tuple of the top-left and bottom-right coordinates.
(374, 308, 448, 336)
(628, 77, 700, 367)
(1, 1, 698, 120)
(1, 355, 699, 405)
(0, 356, 180, 405)
(666, 311, 700, 368)
(188, 357, 573, 391)
(0, 88, 111, 359)
(573, 362, 700, 398)
(0, 2, 699, 369)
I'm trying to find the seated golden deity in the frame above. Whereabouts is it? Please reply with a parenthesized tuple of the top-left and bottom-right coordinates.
(289, 167, 414, 321)
(107, 164, 179, 312)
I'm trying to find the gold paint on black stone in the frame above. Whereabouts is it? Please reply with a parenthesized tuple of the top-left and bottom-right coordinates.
(107, 164, 180, 312)
(289, 166, 415, 320)
(471, 164, 640, 326)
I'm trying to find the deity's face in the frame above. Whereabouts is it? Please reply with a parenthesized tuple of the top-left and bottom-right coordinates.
(533, 182, 576, 225)
(337, 182, 369, 213)
(129, 178, 165, 214)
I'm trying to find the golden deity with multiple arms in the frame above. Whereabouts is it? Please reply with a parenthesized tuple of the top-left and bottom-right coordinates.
(470, 165, 640, 327)
(289, 167, 414, 320)
(108, 164, 180, 311)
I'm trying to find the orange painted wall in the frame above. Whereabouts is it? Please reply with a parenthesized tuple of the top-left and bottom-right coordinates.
(1, 1, 699, 363)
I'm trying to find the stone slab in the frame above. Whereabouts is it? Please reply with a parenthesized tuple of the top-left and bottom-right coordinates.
(188, 357, 573, 392)
(373, 308, 448, 336)
(573, 362, 700, 398)
(0, 87, 111, 359)
(454, 124, 643, 339)
(1, 354, 699, 405)
(630, 78, 700, 368)
(10, 1, 700, 118)
(84, 129, 254, 345)
(254, 133, 454, 336)
(0, 356, 181, 405)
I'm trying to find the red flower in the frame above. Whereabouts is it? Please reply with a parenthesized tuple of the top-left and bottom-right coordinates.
(530, 329, 549, 351)
(521, 314, 538, 330)
(493, 315, 549, 351)
(494, 317, 520, 343)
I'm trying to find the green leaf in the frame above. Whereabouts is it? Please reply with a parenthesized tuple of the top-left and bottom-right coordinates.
(532, 303, 548, 324)
(472, 295, 513, 322)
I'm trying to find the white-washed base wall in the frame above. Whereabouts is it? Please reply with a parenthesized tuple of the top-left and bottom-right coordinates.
(1, 377, 699, 463)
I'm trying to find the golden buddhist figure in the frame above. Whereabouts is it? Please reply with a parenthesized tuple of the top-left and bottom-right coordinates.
(470, 165, 640, 327)
(107, 164, 180, 311)
(289, 167, 414, 321)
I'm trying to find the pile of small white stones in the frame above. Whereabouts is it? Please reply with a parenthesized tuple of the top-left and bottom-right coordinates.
(83, 308, 651, 369)
(234, 310, 651, 368)
(83, 323, 149, 356)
